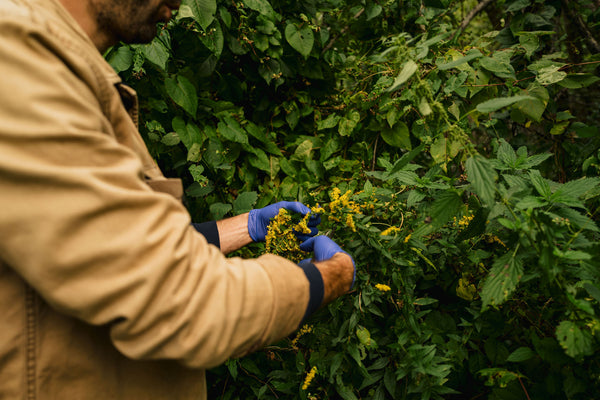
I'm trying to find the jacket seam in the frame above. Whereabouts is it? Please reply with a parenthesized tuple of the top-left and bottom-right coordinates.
(25, 286, 37, 400)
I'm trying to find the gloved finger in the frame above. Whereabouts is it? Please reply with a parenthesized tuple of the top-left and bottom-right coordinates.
(294, 226, 318, 242)
(307, 214, 321, 227)
(299, 236, 316, 252)
(276, 201, 311, 216)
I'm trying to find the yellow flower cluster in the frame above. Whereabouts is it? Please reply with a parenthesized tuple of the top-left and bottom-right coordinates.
(328, 188, 362, 232)
(302, 366, 318, 390)
(375, 283, 391, 292)
(265, 209, 309, 262)
(291, 324, 313, 349)
(485, 234, 507, 248)
(454, 213, 474, 227)
(381, 226, 401, 236)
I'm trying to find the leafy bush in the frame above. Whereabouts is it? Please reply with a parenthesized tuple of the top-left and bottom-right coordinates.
(106, 0, 600, 398)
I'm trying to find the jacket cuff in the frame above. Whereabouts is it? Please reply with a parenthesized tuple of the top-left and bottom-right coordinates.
(191, 221, 220, 248)
(297, 260, 324, 325)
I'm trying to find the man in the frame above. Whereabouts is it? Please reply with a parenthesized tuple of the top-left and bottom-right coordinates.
(0, 0, 355, 398)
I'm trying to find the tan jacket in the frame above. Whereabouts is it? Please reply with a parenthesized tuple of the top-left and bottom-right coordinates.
(0, 0, 311, 398)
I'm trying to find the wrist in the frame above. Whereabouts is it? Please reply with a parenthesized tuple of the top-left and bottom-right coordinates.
(312, 252, 354, 305)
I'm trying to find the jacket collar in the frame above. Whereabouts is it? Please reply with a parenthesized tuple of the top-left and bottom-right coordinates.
(34, 0, 122, 86)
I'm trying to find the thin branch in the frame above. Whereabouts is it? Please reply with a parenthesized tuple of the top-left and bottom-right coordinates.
(561, 0, 600, 53)
(322, 8, 365, 54)
(450, 0, 497, 41)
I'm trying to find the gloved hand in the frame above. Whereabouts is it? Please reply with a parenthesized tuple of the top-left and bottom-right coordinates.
(247, 201, 320, 242)
(300, 236, 356, 288)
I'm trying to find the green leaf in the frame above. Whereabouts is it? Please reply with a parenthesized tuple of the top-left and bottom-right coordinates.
(506, 347, 535, 362)
(437, 49, 482, 70)
(481, 253, 523, 310)
(476, 95, 535, 113)
(556, 321, 594, 359)
(386, 60, 418, 92)
(233, 191, 258, 214)
(248, 148, 271, 172)
(356, 326, 375, 348)
(290, 139, 313, 161)
(243, 0, 278, 20)
(514, 83, 549, 122)
(172, 118, 204, 150)
(188, 164, 207, 184)
(181, 0, 216, 30)
(285, 23, 314, 58)
(317, 114, 341, 130)
(430, 190, 462, 229)
(165, 75, 197, 116)
(466, 156, 497, 207)
(161, 131, 181, 146)
(529, 170, 551, 198)
(338, 111, 360, 137)
(380, 121, 411, 149)
(558, 73, 600, 89)
(107, 46, 133, 73)
(554, 207, 599, 232)
(210, 202, 232, 220)
(199, 21, 224, 57)
(217, 117, 248, 144)
(141, 39, 170, 70)
(536, 65, 567, 85)
(584, 283, 600, 303)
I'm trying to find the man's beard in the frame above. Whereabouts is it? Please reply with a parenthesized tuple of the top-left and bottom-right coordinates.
(93, 0, 160, 45)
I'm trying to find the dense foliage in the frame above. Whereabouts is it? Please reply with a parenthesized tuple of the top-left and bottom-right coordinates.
(106, 0, 600, 398)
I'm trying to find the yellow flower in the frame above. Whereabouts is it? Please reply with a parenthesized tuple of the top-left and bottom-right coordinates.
(302, 366, 318, 390)
(454, 213, 474, 227)
(404, 233, 412, 243)
(381, 226, 402, 236)
(311, 204, 325, 214)
(375, 283, 391, 292)
(345, 214, 356, 232)
(291, 324, 313, 349)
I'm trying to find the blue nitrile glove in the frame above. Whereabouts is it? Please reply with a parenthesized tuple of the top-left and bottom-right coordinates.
(247, 201, 320, 242)
(299, 236, 356, 289)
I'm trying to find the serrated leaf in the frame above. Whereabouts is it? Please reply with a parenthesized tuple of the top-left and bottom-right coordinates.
(386, 60, 418, 92)
(554, 207, 599, 232)
(466, 156, 497, 207)
(233, 191, 258, 214)
(481, 253, 523, 310)
(430, 190, 462, 229)
(556, 321, 594, 359)
(165, 75, 197, 116)
(476, 95, 536, 113)
(285, 23, 314, 58)
(529, 170, 552, 198)
(210, 202, 232, 220)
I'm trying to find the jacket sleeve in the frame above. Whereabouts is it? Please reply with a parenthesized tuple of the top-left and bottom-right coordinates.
(0, 22, 311, 369)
